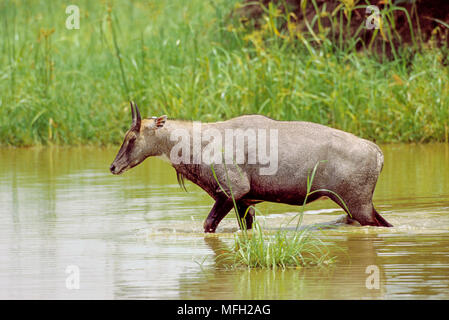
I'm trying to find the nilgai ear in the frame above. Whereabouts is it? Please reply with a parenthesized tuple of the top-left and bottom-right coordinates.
(155, 115, 167, 128)
(147, 115, 167, 130)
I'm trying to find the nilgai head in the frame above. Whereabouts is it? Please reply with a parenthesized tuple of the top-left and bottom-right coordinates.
(110, 101, 167, 175)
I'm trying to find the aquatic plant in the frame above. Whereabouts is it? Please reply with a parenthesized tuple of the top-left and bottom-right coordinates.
(211, 161, 339, 269)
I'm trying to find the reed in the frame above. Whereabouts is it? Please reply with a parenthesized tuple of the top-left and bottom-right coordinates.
(0, 0, 448, 146)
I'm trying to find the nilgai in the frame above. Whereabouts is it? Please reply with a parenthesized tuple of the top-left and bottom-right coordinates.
(110, 102, 392, 232)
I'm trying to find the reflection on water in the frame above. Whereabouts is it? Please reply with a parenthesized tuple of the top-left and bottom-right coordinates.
(0, 144, 448, 299)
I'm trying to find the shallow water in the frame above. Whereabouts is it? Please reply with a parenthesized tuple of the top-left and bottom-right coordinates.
(0, 143, 448, 299)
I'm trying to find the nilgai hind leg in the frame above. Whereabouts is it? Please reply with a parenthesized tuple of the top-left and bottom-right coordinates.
(327, 192, 392, 227)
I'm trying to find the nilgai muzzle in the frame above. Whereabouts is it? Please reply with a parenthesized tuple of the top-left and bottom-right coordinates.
(110, 102, 392, 232)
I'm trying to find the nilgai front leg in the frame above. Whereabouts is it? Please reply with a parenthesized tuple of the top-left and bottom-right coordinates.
(203, 166, 251, 233)
(236, 201, 255, 230)
(203, 197, 235, 233)
(203, 199, 255, 233)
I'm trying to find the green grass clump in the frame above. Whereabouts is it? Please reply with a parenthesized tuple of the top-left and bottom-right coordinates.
(213, 161, 337, 270)
(220, 222, 334, 269)
(1, 0, 448, 146)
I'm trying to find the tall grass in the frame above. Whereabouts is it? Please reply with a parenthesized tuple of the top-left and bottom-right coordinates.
(0, 0, 448, 146)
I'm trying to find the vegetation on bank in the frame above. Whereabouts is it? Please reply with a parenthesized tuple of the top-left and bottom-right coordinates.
(0, 0, 448, 146)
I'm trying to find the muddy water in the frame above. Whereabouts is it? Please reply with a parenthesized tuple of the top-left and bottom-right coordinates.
(0, 143, 448, 299)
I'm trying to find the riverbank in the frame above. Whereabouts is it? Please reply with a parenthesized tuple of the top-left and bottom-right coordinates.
(1, 0, 448, 146)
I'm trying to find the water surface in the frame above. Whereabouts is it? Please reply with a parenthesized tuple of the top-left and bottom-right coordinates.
(0, 143, 448, 299)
